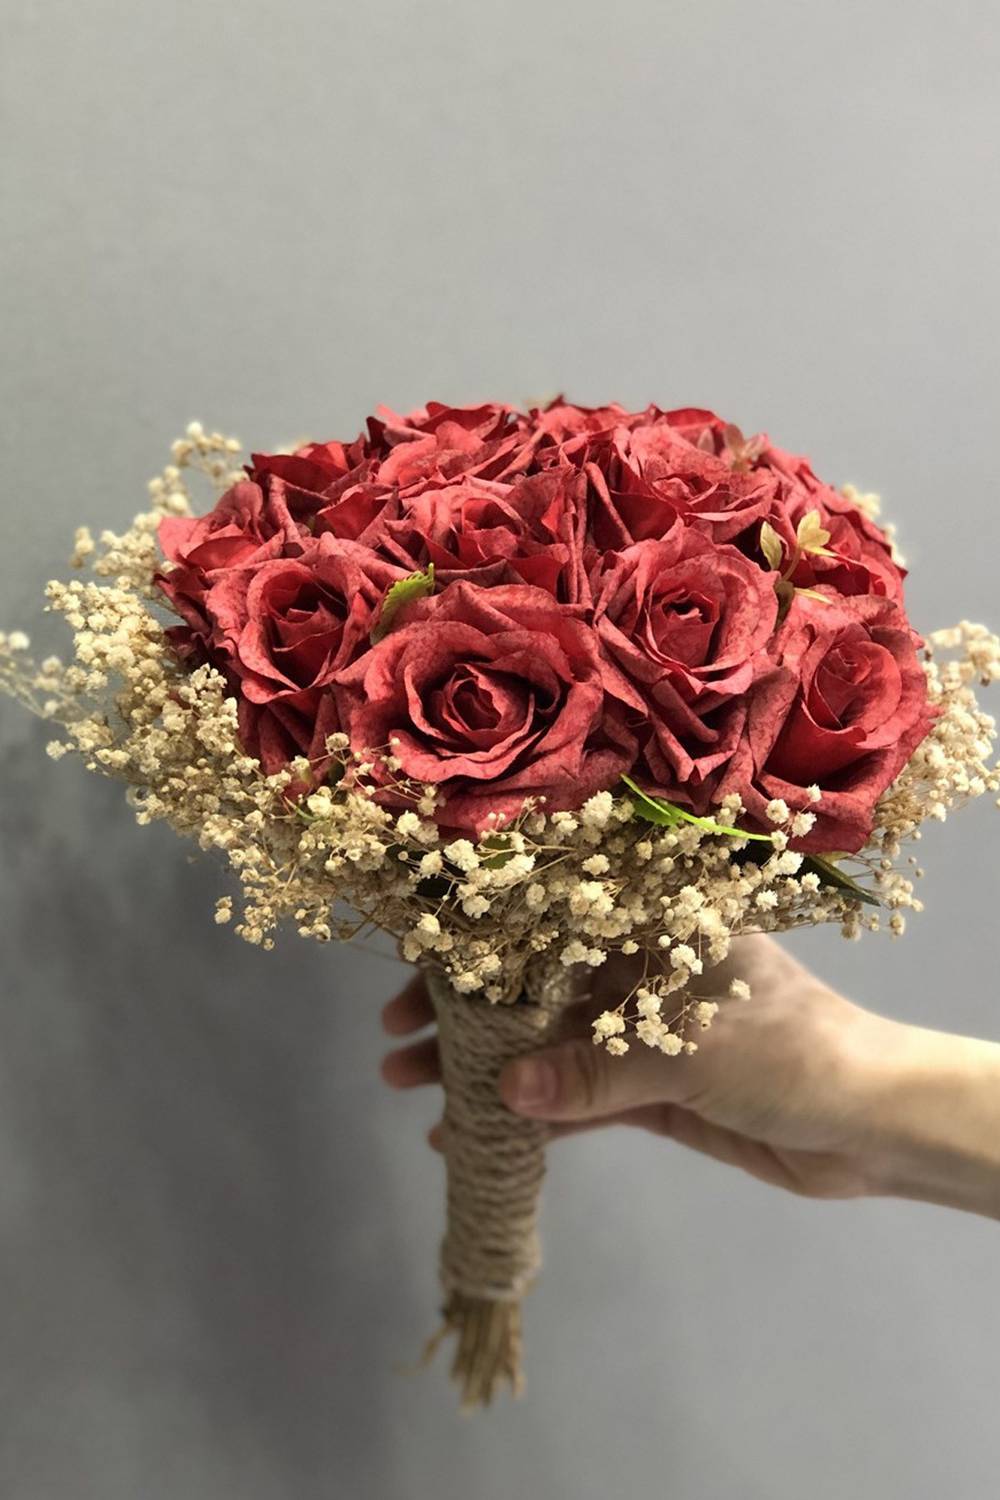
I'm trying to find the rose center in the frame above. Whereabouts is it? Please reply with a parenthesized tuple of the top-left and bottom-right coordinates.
(807, 639, 901, 731)
(428, 662, 537, 751)
(265, 579, 347, 686)
(646, 588, 718, 667)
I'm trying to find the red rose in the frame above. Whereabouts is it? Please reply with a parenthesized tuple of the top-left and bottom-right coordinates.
(159, 478, 302, 570)
(665, 417, 907, 602)
(159, 401, 921, 845)
(245, 404, 541, 553)
(368, 470, 586, 601)
(523, 406, 778, 549)
(659, 407, 761, 463)
(250, 434, 370, 494)
(618, 419, 776, 543)
(334, 582, 639, 831)
(249, 449, 398, 549)
(721, 593, 934, 851)
(157, 479, 306, 635)
(593, 529, 779, 808)
(365, 401, 536, 488)
(166, 534, 401, 774)
(756, 490, 906, 603)
(523, 399, 634, 450)
(640, 412, 906, 602)
(752, 441, 906, 602)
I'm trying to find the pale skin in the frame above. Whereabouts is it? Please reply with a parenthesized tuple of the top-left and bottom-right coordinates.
(381, 935, 1000, 1220)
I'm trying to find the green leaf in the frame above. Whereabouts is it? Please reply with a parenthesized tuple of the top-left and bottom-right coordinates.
(622, 775, 683, 826)
(759, 520, 784, 571)
(795, 508, 832, 555)
(480, 833, 515, 870)
(370, 564, 436, 643)
(803, 854, 882, 908)
(621, 775, 772, 842)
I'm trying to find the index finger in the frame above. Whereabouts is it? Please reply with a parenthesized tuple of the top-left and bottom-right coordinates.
(381, 974, 435, 1036)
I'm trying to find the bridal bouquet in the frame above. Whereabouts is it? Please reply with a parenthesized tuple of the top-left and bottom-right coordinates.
(4, 400, 998, 1406)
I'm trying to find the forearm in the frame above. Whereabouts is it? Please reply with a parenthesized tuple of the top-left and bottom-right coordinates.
(860, 1022, 1000, 1219)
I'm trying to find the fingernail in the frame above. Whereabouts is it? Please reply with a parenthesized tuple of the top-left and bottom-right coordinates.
(508, 1058, 557, 1112)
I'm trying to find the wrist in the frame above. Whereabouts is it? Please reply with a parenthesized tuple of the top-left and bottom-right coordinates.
(853, 1019, 1000, 1218)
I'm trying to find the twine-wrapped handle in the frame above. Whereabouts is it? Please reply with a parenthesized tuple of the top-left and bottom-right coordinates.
(422, 961, 573, 1408)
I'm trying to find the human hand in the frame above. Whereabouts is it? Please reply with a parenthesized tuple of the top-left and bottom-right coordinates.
(381, 935, 1000, 1217)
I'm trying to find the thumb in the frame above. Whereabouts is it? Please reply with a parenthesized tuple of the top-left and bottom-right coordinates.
(500, 1036, 691, 1122)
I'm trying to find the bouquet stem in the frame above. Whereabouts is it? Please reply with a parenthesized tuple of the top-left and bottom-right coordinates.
(423, 959, 574, 1408)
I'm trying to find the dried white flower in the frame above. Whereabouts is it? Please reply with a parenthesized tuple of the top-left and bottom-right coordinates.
(593, 1011, 626, 1041)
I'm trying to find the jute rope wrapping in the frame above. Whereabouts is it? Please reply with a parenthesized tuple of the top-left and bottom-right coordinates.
(423, 959, 576, 1408)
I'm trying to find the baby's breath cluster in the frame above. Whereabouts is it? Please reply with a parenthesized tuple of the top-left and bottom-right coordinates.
(2, 433, 999, 1057)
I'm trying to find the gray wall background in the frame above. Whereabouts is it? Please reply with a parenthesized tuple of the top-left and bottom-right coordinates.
(2, 3, 999, 1497)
